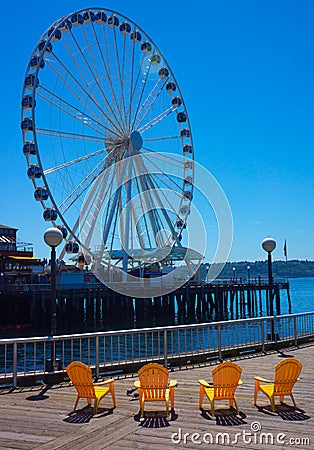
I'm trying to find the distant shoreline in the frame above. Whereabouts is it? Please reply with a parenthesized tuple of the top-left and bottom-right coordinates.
(201, 260, 314, 280)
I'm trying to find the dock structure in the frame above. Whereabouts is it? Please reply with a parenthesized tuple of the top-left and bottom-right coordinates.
(0, 281, 290, 334)
(0, 343, 312, 450)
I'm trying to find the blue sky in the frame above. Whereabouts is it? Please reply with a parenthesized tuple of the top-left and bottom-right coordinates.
(1, 0, 313, 262)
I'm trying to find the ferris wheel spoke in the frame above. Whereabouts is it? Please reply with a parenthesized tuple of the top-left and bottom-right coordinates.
(131, 198, 147, 249)
(149, 169, 184, 212)
(100, 170, 117, 251)
(140, 150, 186, 191)
(99, 23, 129, 134)
(76, 177, 103, 246)
(119, 36, 129, 131)
(128, 52, 147, 130)
(41, 59, 106, 127)
(143, 135, 181, 142)
(134, 156, 181, 235)
(130, 55, 153, 132)
(132, 161, 162, 240)
(112, 28, 129, 133)
(45, 55, 123, 137)
(102, 160, 128, 246)
(44, 147, 107, 175)
(135, 157, 180, 216)
(133, 79, 166, 130)
(141, 146, 185, 169)
(92, 24, 126, 131)
(36, 128, 105, 142)
(109, 198, 120, 253)
(66, 30, 123, 133)
(82, 165, 117, 259)
(59, 156, 112, 215)
(81, 169, 114, 250)
(83, 23, 127, 133)
(129, 173, 152, 249)
(37, 88, 112, 138)
(127, 40, 136, 131)
(138, 106, 176, 134)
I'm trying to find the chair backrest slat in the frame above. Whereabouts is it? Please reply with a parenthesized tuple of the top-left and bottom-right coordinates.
(274, 358, 302, 395)
(66, 361, 96, 399)
(138, 363, 169, 401)
(212, 362, 242, 400)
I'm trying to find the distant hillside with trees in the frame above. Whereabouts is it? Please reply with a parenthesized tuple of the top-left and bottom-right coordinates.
(201, 260, 314, 281)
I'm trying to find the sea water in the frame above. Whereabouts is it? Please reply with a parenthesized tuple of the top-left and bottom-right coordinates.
(282, 277, 314, 314)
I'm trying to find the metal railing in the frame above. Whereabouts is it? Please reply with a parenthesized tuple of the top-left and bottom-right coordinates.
(0, 312, 313, 388)
(0, 278, 289, 293)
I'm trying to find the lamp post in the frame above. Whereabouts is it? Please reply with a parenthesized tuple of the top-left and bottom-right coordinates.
(205, 265, 209, 284)
(261, 237, 276, 340)
(44, 227, 63, 371)
(232, 267, 236, 283)
(247, 265, 251, 284)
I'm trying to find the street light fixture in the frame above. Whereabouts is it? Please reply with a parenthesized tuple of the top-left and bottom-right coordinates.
(247, 265, 251, 284)
(205, 264, 209, 283)
(44, 227, 63, 372)
(262, 238, 276, 302)
(261, 237, 276, 340)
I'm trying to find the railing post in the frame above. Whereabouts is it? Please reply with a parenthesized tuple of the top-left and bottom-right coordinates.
(294, 315, 298, 347)
(164, 329, 168, 368)
(95, 336, 99, 379)
(13, 343, 18, 389)
(218, 324, 222, 361)
(273, 317, 277, 343)
(261, 320, 265, 353)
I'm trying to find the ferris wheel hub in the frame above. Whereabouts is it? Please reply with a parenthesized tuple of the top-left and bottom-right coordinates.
(130, 130, 143, 151)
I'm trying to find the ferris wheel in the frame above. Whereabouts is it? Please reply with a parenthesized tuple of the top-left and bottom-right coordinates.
(21, 7, 195, 273)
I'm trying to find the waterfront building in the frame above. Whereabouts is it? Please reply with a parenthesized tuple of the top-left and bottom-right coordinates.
(0, 223, 43, 283)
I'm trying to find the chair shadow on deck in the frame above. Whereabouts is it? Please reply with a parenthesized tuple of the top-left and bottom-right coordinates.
(255, 403, 311, 421)
(134, 408, 178, 428)
(26, 384, 50, 401)
(200, 407, 247, 426)
(63, 405, 115, 424)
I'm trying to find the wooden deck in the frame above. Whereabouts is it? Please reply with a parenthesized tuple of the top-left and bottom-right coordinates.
(0, 343, 313, 449)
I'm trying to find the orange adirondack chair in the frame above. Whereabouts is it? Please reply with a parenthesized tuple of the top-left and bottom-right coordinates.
(134, 363, 177, 419)
(254, 357, 302, 411)
(198, 361, 243, 416)
(66, 361, 116, 413)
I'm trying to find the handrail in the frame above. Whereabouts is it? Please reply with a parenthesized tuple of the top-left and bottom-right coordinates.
(0, 279, 289, 293)
(0, 311, 313, 388)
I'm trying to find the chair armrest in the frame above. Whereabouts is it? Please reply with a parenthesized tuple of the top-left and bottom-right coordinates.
(95, 378, 115, 386)
(134, 380, 141, 388)
(198, 379, 211, 388)
(254, 376, 272, 383)
(169, 380, 178, 388)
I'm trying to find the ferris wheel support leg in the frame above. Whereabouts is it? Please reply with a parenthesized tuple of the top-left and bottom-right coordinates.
(122, 158, 133, 278)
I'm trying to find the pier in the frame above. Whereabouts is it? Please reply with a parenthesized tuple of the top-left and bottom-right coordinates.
(0, 280, 290, 335)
